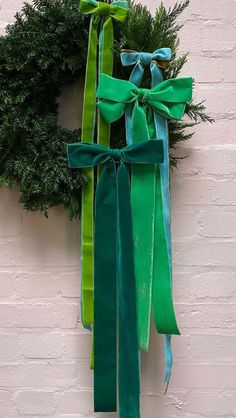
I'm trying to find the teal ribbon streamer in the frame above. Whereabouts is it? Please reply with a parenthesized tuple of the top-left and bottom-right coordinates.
(67, 140, 164, 417)
(120, 48, 174, 382)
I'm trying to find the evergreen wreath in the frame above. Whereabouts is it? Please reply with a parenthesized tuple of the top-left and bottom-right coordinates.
(0, 0, 213, 217)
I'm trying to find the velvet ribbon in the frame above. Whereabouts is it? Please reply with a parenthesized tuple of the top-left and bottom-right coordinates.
(80, 0, 128, 326)
(97, 74, 193, 340)
(120, 48, 175, 382)
(121, 48, 172, 352)
(67, 139, 164, 417)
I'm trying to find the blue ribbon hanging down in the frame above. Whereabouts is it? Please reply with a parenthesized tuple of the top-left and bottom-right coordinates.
(120, 47, 174, 383)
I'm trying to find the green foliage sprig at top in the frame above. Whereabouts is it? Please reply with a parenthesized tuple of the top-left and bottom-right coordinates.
(0, 0, 213, 217)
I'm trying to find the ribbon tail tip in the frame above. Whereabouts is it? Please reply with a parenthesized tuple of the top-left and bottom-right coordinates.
(164, 380, 170, 396)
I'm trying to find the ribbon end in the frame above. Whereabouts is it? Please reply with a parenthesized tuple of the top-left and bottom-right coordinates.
(164, 380, 170, 396)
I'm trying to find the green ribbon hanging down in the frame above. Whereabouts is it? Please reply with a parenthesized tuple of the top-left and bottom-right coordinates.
(97, 73, 193, 336)
(79, 0, 128, 326)
(67, 140, 164, 417)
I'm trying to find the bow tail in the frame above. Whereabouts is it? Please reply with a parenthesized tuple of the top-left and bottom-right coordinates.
(153, 111, 178, 384)
(94, 161, 117, 412)
(151, 62, 178, 384)
(131, 105, 156, 351)
(150, 61, 163, 86)
(80, 15, 99, 327)
(117, 161, 140, 418)
(97, 17, 113, 148)
(152, 162, 180, 336)
(125, 64, 144, 145)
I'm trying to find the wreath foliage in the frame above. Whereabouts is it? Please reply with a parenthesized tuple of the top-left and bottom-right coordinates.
(0, 0, 213, 217)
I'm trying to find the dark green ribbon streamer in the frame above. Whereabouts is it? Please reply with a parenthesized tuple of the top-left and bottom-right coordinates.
(67, 140, 164, 417)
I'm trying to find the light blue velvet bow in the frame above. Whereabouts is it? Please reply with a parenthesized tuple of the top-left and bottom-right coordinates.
(120, 47, 174, 384)
(120, 48, 172, 88)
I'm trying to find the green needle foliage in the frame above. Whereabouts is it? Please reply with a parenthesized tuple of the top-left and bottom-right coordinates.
(0, 0, 212, 217)
(117, 0, 213, 164)
(0, 0, 89, 217)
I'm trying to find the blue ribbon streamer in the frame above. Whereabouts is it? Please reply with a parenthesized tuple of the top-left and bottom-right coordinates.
(120, 48, 174, 383)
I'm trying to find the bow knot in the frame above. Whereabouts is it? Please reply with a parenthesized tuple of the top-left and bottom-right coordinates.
(137, 88, 150, 103)
(139, 52, 152, 66)
(80, 0, 128, 21)
(97, 1, 111, 16)
(111, 148, 124, 161)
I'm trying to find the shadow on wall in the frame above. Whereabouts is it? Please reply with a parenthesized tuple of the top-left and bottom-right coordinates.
(0, 186, 80, 267)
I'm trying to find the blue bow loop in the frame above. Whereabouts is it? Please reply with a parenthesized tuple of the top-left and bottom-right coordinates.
(120, 48, 172, 69)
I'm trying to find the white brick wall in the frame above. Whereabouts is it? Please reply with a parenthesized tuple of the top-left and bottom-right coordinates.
(0, 0, 235, 416)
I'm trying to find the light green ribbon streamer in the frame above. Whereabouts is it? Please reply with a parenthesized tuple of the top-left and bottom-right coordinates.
(80, 0, 128, 326)
(97, 73, 193, 336)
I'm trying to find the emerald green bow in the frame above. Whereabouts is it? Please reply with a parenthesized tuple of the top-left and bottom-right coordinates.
(97, 73, 193, 140)
(80, 1, 128, 329)
(67, 140, 164, 417)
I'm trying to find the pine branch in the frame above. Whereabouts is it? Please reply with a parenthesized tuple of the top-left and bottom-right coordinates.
(186, 101, 215, 123)
(167, 0, 190, 23)
(166, 53, 188, 78)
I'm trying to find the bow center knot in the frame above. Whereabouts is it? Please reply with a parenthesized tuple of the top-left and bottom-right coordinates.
(139, 52, 152, 66)
(97, 2, 111, 16)
(111, 148, 124, 161)
(138, 88, 150, 103)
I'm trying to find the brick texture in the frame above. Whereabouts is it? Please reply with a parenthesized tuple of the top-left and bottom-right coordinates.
(0, 0, 235, 416)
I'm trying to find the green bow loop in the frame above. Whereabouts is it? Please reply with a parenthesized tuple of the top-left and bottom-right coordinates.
(80, 0, 128, 21)
(67, 140, 164, 169)
(97, 73, 193, 125)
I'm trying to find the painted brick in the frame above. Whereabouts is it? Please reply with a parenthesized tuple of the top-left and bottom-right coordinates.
(175, 149, 236, 178)
(173, 333, 236, 363)
(195, 271, 236, 298)
(177, 303, 236, 329)
(0, 270, 15, 298)
(143, 363, 236, 390)
(58, 391, 93, 414)
(0, 363, 77, 388)
(187, 391, 236, 415)
(173, 241, 236, 267)
(190, 118, 236, 146)
(15, 390, 57, 415)
(142, 392, 188, 417)
(19, 333, 64, 359)
(171, 210, 199, 238)
(0, 390, 17, 415)
(171, 178, 236, 208)
(63, 333, 92, 359)
(0, 334, 20, 361)
(199, 211, 236, 238)
(0, 188, 22, 237)
(0, 303, 79, 328)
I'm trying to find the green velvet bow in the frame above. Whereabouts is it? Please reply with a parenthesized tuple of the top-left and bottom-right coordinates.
(97, 73, 193, 140)
(67, 139, 164, 417)
(80, 0, 128, 142)
(80, 0, 128, 328)
(96, 73, 193, 342)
